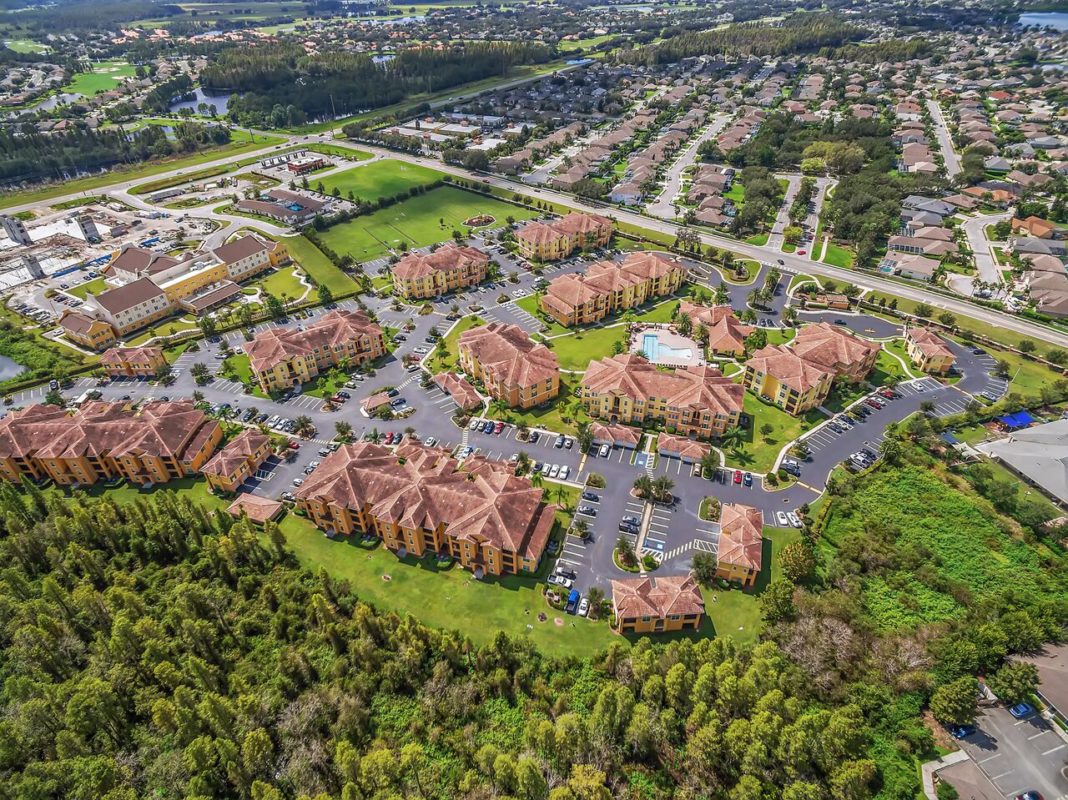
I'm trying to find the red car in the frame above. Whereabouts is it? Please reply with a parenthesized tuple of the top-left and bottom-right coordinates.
(879, 389, 896, 399)
(385, 431, 395, 444)
(797, 249, 807, 256)
(287, 440, 300, 450)
(494, 421, 504, 434)
(733, 470, 743, 484)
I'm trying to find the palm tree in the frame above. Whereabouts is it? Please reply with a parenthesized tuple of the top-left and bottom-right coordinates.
(651, 475, 674, 503)
(368, 428, 382, 443)
(294, 415, 315, 437)
(335, 420, 352, 441)
(699, 449, 718, 479)
(575, 421, 593, 454)
(530, 471, 544, 490)
(920, 400, 936, 415)
(632, 475, 654, 500)
(721, 425, 745, 453)
(572, 518, 590, 540)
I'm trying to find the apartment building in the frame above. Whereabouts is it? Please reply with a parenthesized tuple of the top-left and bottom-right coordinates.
(743, 344, 835, 415)
(201, 429, 273, 493)
(581, 354, 743, 438)
(0, 400, 222, 487)
(539, 251, 686, 327)
(100, 345, 167, 378)
(611, 575, 704, 634)
(716, 503, 763, 588)
(791, 322, 880, 383)
(391, 242, 489, 300)
(677, 300, 753, 357)
(905, 325, 956, 374)
(59, 310, 118, 351)
(515, 212, 613, 262)
(295, 441, 557, 576)
(458, 323, 559, 409)
(244, 309, 386, 393)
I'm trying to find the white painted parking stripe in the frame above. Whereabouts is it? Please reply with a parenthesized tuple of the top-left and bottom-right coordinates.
(1027, 730, 1051, 740)
(1042, 743, 1066, 756)
(977, 754, 1002, 764)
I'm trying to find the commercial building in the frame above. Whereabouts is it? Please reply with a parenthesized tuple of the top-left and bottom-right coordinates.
(515, 212, 613, 262)
(235, 189, 327, 225)
(610, 575, 704, 634)
(0, 401, 222, 487)
(716, 503, 764, 587)
(295, 441, 557, 576)
(743, 344, 835, 415)
(59, 311, 119, 351)
(791, 322, 880, 383)
(677, 301, 753, 357)
(391, 243, 489, 300)
(539, 252, 686, 327)
(458, 323, 559, 409)
(904, 325, 956, 373)
(201, 429, 273, 493)
(977, 419, 1068, 508)
(581, 354, 743, 439)
(100, 346, 167, 378)
(244, 309, 386, 393)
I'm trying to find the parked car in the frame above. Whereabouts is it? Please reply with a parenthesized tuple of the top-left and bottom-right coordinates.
(776, 511, 790, 526)
(559, 466, 570, 480)
(621, 515, 641, 526)
(581, 491, 599, 502)
(423, 436, 436, 447)
(787, 512, 802, 528)
(555, 434, 565, 448)
(566, 589, 580, 614)
(1008, 703, 1034, 719)
(469, 418, 481, 430)
(743, 472, 753, 487)
(578, 598, 590, 617)
(948, 724, 976, 740)
(549, 464, 560, 478)
(733, 470, 742, 484)
(599, 444, 610, 457)
(578, 505, 596, 516)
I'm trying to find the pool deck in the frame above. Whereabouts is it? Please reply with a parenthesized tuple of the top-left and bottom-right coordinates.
(630, 325, 702, 367)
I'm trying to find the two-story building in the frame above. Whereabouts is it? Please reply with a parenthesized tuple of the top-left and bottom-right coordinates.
(611, 575, 704, 634)
(100, 346, 168, 378)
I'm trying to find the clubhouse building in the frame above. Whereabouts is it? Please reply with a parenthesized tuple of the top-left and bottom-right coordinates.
(611, 575, 705, 634)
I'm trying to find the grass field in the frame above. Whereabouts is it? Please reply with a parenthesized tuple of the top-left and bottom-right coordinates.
(822, 242, 855, 268)
(65, 276, 108, 300)
(243, 266, 308, 301)
(67, 61, 137, 96)
(320, 159, 444, 202)
(725, 393, 825, 473)
(318, 186, 536, 262)
(546, 324, 628, 371)
(284, 235, 358, 295)
(4, 39, 47, 53)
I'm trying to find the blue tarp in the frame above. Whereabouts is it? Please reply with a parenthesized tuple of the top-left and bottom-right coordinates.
(941, 432, 960, 445)
(1000, 411, 1035, 429)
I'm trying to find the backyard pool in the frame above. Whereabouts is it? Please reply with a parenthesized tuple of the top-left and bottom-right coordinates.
(641, 332, 694, 363)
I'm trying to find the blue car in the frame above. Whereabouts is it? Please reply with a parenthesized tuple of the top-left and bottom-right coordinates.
(1008, 703, 1034, 719)
(948, 724, 976, 739)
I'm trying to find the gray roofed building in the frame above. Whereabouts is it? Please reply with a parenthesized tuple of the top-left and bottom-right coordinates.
(976, 419, 1068, 507)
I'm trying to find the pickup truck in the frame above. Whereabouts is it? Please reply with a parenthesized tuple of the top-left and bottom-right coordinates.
(566, 589, 580, 614)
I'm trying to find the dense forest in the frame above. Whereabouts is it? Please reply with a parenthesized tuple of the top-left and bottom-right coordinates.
(203, 43, 554, 127)
(616, 15, 864, 65)
(0, 485, 884, 800)
(0, 122, 231, 188)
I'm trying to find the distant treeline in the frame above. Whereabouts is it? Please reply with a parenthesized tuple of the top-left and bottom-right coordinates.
(617, 14, 865, 64)
(0, 122, 230, 188)
(203, 42, 553, 127)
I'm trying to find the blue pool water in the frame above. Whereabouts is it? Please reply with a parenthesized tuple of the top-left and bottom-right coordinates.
(641, 333, 693, 362)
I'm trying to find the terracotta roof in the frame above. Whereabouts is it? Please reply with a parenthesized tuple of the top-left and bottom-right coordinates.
(718, 503, 763, 573)
(583, 354, 743, 417)
(60, 310, 103, 336)
(243, 309, 382, 373)
(0, 401, 219, 462)
(791, 322, 880, 373)
(906, 326, 955, 360)
(392, 242, 488, 280)
(745, 344, 835, 394)
(657, 432, 712, 461)
(589, 421, 642, 447)
(227, 493, 283, 524)
(543, 252, 684, 316)
(92, 276, 167, 314)
(433, 372, 482, 411)
(516, 212, 612, 244)
(679, 301, 753, 351)
(100, 345, 162, 366)
(459, 323, 559, 390)
(201, 429, 270, 478)
(295, 441, 557, 559)
(611, 574, 704, 619)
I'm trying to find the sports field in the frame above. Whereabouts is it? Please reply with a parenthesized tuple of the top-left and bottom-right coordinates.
(317, 186, 536, 262)
(319, 159, 445, 203)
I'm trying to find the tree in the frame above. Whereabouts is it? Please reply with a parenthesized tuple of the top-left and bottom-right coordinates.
(294, 415, 315, 436)
(986, 662, 1038, 705)
(692, 552, 717, 585)
(632, 475, 653, 500)
(263, 293, 286, 319)
(1018, 339, 1036, 354)
(759, 422, 774, 442)
(779, 541, 816, 583)
(198, 315, 217, 338)
(318, 284, 334, 306)
(879, 437, 902, 465)
(190, 362, 211, 385)
(721, 426, 745, 453)
(759, 580, 795, 623)
(929, 677, 979, 725)
(335, 420, 352, 441)
(616, 535, 637, 567)
(914, 302, 933, 319)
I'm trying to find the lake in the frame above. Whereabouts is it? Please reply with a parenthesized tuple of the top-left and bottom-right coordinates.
(1018, 12, 1068, 30)
(0, 354, 26, 383)
(169, 88, 232, 115)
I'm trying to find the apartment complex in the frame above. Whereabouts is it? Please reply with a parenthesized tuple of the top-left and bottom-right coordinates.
(791, 322, 881, 383)
(458, 323, 560, 409)
(61, 234, 288, 342)
(244, 309, 386, 393)
(678, 300, 754, 357)
(100, 346, 167, 378)
(743, 344, 836, 415)
(716, 503, 764, 588)
(905, 325, 956, 373)
(0, 401, 222, 487)
(201, 429, 274, 493)
(539, 252, 686, 327)
(391, 243, 490, 300)
(515, 212, 613, 262)
(611, 575, 704, 634)
(581, 354, 743, 438)
(295, 441, 557, 576)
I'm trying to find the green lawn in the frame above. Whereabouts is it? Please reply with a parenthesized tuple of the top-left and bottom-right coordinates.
(726, 393, 825, 473)
(879, 340, 921, 381)
(4, 39, 48, 53)
(66, 61, 137, 96)
(243, 265, 308, 301)
(764, 327, 796, 346)
(65, 276, 108, 300)
(981, 342, 1063, 401)
(318, 186, 536, 263)
(304, 142, 372, 160)
(745, 233, 770, 246)
(428, 315, 486, 373)
(494, 374, 590, 436)
(284, 235, 358, 295)
(320, 159, 445, 202)
(822, 243, 855, 268)
(123, 315, 200, 346)
(720, 259, 760, 285)
(545, 324, 627, 371)
(825, 381, 869, 413)
(788, 273, 817, 292)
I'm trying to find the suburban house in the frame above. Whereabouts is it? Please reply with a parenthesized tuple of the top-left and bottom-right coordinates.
(391, 243, 490, 300)
(458, 323, 560, 409)
(791, 322, 881, 383)
(201, 429, 273, 493)
(581, 354, 743, 438)
(539, 251, 686, 327)
(514, 212, 613, 261)
(0, 401, 222, 487)
(244, 309, 386, 393)
(716, 503, 764, 587)
(1012, 216, 1056, 239)
(610, 574, 705, 634)
(295, 441, 558, 576)
(743, 344, 835, 415)
(100, 345, 167, 378)
(904, 326, 956, 373)
(678, 300, 753, 357)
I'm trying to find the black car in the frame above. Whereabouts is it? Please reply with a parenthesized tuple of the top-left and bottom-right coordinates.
(581, 491, 599, 501)
(387, 388, 399, 398)
(618, 521, 639, 534)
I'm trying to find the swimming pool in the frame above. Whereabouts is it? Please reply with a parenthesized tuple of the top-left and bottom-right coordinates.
(642, 332, 694, 362)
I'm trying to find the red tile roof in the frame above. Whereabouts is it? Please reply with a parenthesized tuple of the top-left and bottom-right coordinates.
(583, 354, 743, 417)
(718, 503, 763, 573)
(745, 344, 835, 394)
(459, 322, 559, 390)
(392, 242, 488, 280)
(244, 309, 382, 373)
(202, 429, 270, 478)
(611, 575, 704, 619)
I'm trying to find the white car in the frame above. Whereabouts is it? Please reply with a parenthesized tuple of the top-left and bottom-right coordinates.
(540, 462, 551, 476)
(776, 511, 790, 527)
(559, 465, 570, 480)
(599, 444, 610, 457)
(424, 436, 436, 447)
(549, 464, 560, 478)
(469, 418, 481, 430)
(578, 598, 590, 617)
(787, 512, 802, 528)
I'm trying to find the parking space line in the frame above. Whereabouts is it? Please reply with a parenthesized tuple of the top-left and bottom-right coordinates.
(1042, 743, 1066, 756)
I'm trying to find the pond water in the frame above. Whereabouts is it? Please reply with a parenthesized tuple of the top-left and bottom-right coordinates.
(169, 88, 232, 115)
(1018, 12, 1068, 30)
(0, 354, 26, 382)
(29, 92, 82, 112)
